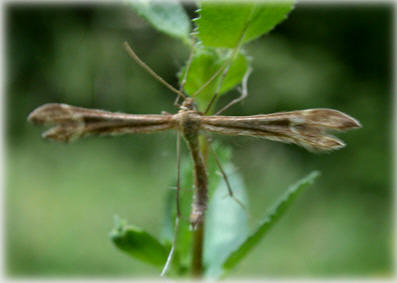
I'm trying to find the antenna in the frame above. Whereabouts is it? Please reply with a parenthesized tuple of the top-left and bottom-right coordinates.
(123, 41, 186, 100)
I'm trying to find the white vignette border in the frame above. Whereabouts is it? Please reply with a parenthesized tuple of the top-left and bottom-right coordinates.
(0, 0, 395, 283)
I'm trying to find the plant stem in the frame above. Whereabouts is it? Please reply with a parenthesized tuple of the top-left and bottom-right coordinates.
(191, 221, 205, 277)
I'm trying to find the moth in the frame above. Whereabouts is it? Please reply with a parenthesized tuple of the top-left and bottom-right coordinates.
(27, 95, 361, 223)
(27, 41, 361, 275)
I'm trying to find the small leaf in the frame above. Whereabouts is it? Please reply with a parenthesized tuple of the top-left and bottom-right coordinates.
(222, 171, 320, 272)
(197, 0, 295, 48)
(179, 45, 248, 110)
(204, 145, 249, 278)
(110, 216, 169, 267)
(129, 0, 191, 42)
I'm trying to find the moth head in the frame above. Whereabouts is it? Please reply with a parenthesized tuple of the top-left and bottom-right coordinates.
(180, 97, 197, 111)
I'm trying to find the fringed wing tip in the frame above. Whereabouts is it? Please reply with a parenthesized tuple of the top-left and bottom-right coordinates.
(348, 116, 362, 130)
(27, 103, 69, 125)
(41, 127, 74, 143)
(303, 109, 361, 131)
(28, 103, 82, 143)
(301, 135, 346, 152)
(336, 111, 361, 131)
(304, 109, 360, 152)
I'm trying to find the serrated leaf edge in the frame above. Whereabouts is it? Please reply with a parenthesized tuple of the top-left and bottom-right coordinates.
(220, 170, 320, 272)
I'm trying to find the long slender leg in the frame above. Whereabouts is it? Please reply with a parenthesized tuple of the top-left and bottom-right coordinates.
(175, 38, 195, 107)
(175, 35, 197, 106)
(124, 41, 186, 100)
(203, 60, 233, 114)
(191, 59, 230, 98)
(161, 132, 182, 276)
(203, 25, 250, 115)
(206, 137, 248, 213)
(215, 67, 252, 115)
(175, 132, 182, 220)
(192, 24, 250, 100)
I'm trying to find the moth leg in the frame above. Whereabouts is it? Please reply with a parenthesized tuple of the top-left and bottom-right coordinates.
(175, 34, 197, 107)
(215, 67, 252, 115)
(161, 132, 182, 277)
(206, 137, 249, 214)
(203, 26, 249, 115)
(175, 132, 182, 222)
(203, 61, 232, 115)
(124, 41, 186, 101)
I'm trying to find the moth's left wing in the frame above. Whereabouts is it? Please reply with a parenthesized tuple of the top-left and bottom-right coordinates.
(28, 103, 174, 142)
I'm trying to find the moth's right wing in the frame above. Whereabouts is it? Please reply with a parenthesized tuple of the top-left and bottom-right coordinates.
(28, 103, 174, 142)
(200, 109, 361, 151)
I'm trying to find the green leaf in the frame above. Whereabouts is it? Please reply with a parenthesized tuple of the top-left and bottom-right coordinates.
(222, 171, 320, 272)
(179, 45, 248, 110)
(128, 0, 191, 42)
(204, 146, 249, 278)
(110, 216, 169, 267)
(197, 0, 295, 48)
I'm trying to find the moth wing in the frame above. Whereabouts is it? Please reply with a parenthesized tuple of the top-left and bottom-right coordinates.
(28, 103, 173, 142)
(200, 109, 360, 151)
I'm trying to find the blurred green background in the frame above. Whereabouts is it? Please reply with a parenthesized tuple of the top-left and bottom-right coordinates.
(5, 2, 392, 278)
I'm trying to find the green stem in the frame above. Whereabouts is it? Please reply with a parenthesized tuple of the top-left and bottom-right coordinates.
(191, 221, 205, 277)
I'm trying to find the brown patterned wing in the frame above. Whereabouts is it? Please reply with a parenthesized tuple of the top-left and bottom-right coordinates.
(200, 109, 361, 151)
(28, 103, 174, 142)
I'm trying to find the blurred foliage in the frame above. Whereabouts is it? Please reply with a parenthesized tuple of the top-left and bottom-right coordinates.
(127, 0, 191, 42)
(5, 2, 392, 278)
